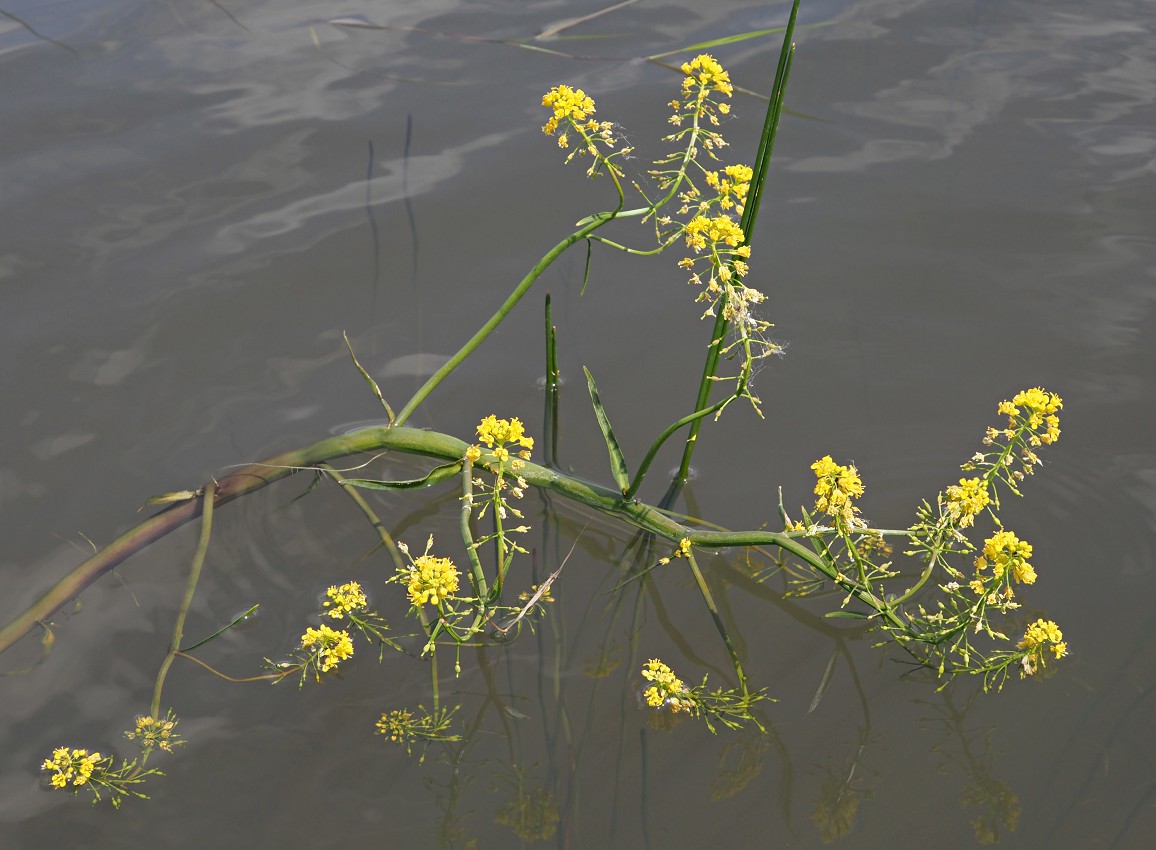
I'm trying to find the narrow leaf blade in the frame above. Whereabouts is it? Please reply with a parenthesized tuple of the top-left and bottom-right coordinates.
(583, 367, 630, 494)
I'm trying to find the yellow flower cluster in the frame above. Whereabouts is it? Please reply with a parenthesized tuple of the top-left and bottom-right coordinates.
(300, 623, 354, 672)
(998, 387, 1062, 446)
(124, 714, 179, 753)
(469, 415, 534, 476)
(322, 581, 368, 619)
(641, 658, 694, 712)
(42, 747, 104, 789)
(540, 84, 619, 166)
(944, 477, 990, 528)
(540, 85, 594, 136)
(811, 455, 865, 526)
(683, 214, 745, 252)
(682, 54, 733, 97)
(1017, 619, 1067, 676)
(476, 415, 534, 453)
(375, 708, 415, 745)
(705, 164, 753, 212)
(975, 530, 1036, 586)
(667, 54, 733, 133)
(405, 554, 460, 607)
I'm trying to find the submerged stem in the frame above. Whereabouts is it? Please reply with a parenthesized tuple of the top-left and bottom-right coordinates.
(151, 483, 215, 718)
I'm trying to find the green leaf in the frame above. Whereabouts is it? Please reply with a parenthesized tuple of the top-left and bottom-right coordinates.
(344, 331, 395, 423)
(824, 610, 873, 619)
(180, 604, 260, 653)
(583, 367, 631, 495)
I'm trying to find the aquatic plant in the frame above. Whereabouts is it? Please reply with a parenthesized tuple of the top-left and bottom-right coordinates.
(3, 2, 1067, 824)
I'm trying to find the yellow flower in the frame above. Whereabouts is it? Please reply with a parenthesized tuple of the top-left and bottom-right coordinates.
(683, 214, 745, 252)
(376, 709, 416, 744)
(476, 415, 534, 452)
(125, 712, 181, 753)
(405, 554, 460, 607)
(975, 530, 1036, 585)
(541, 85, 595, 136)
(465, 444, 482, 463)
(1000, 387, 1063, 446)
(322, 581, 368, 618)
(944, 477, 990, 527)
(1017, 619, 1067, 676)
(300, 624, 354, 672)
(41, 747, 106, 789)
(641, 658, 694, 713)
(680, 54, 733, 97)
(810, 455, 864, 525)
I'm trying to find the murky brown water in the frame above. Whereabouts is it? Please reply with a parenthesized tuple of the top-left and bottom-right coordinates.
(2, 0, 1154, 847)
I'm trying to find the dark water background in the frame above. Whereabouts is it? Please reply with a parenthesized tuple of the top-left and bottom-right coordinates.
(2, 0, 1154, 846)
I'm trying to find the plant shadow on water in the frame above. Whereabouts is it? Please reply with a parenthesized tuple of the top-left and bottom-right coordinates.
(2, 0, 1156, 848)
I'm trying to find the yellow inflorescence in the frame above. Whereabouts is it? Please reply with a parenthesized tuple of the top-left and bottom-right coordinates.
(541, 85, 595, 136)
(975, 530, 1036, 586)
(125, 714, 179, 753)
(680, 54, 734, 98)
(944, 477, 990, 528)
(300, 624, 354, 672)
(1017, 619, 1067, 676)
(375, 709, 416, 744)
(641, 658, 694, 713)
(42, 747, 104, 789)
(323, 581, 368, 619)
(476, 415, 534, 453)
(683, 214, 745, 252)
(406, 554, 460, 607)
(998, 388, 1062, 446)
(811, 455, 865, 525)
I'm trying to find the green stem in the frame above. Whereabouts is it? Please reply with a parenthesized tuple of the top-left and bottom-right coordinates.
(0, 425, 907, 655)
(394, 205, 623, 426)
(321, 463, 405, 573)
(459, 460, 490, 601)
(626, 395, 731, 500)
(543, 294, 560, 468)
(668, 2, 800, 495)
(684, 548, 748, 696)
(151, 483, 215, 718)
(668, 304, 731, 497)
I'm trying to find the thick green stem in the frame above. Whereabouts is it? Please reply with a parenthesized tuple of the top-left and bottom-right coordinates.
(2, 421, 907, 656)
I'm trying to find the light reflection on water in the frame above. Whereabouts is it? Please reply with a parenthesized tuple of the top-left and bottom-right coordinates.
(1, 0, 1154, 847)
